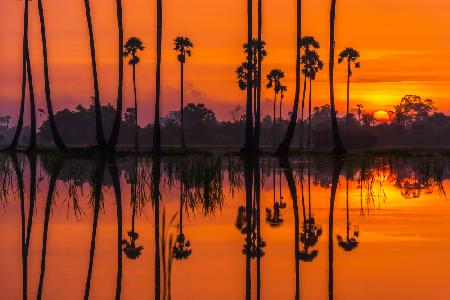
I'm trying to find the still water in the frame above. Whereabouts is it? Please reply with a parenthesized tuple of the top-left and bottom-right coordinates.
(1, 154, 450, 300)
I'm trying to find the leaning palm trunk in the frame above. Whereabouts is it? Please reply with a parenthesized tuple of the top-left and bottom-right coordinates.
(83, 0, 107, 148)
(153, 0, 163, 154)
(26, 43, 37, 151)
(242, 0, 254, 153)
(108, 0, 124, 150)
(276, 0, 301, 156)
(298, 77, 307, 149)
(37, 0, 67, 151)
(329, 0, 346, 155)
(133, 63, 139, 150)
(7, 0, 29, 151)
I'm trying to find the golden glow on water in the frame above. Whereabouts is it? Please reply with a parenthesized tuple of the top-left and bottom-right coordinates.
(1, 157, 450, 299)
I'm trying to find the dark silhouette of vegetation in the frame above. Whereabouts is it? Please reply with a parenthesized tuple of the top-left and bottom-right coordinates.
(174, 36, 193, 149)
(266, 69, 285, 147)
(338, 48, 361, 148)
(124, 37, 145, 150)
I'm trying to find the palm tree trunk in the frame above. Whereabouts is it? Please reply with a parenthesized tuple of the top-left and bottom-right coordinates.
(273, 91, 277, 147)
(346, 177, 350, 241)
(7, 0, 28, 151)
(328, 159, 343, 300)
(180, 62, 186, 148)
(329, 0, 346, 155)
(307, 78, 312, 149)
(37, 0, 67, 152)
(26, 43, 36, 151)
(108, 0, 124, 150)
(242, 0, 254, 153)
(179, 181, 183, 235)
(254, 0, 262, 151)
(244, 158, 253, 300)
(152, 157, 162, 300)
(254, 157, 261, 300)
(276, 0, 301, 155)
(153, 0, 163, 155)
(37, 159, 63, 300)
(83, 0, 107, 148)
(133, 63, 139, 150)
(346, 61, 351, 148)
(298, 76, 307, 149)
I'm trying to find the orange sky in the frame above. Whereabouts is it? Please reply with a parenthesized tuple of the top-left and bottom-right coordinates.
(1, 0, 450, 124)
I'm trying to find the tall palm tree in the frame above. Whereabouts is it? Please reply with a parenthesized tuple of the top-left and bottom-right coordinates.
(37, 0, 67, 151)
(255, 0, 264, 152)
(107, 0, 124, 150)
(7, 0, 30, 151)
(173, 36, 193, 149)
(338, 48, 361, 147)
(242, 0, 254, 153)
(304, 50, 324, 149)
(276, 0, 301, 156)
(329, 0, 346, 155)
(356, 104, 364, 126)
(298, 36, 320, 149)
(266, 69, 285, 147)
(279, 85, 287, 129)
(83, 0, 107, 148)
(153, 0, 163, 155)
(26, 45, 37, 151)
(124, 37, 145, 150)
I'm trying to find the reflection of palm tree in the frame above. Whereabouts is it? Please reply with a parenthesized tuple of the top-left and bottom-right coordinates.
(253, 157, 264, 300)
(108, 0, 124, 150)
(329, 159, 343, 300)
(266, 168, 284, 227)
(266, 69, 285, 147)
(174, 36, 193, 149)
(152, 156, 162, 299)
(37, 158, 63, 300)
(83, 0, 107, 148)
(124, 37, 145, 150)
(84, 160, 105, 300)
(109, 161, 123, 300)
(337, 177, 359, 251)
(329, 0, 346, 155)
(173, 182, 192, 260)
(338, 48, 361, 148)
(37, 0, 67, 151)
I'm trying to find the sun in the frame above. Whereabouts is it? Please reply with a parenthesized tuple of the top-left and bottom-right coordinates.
(374, 110, 390, 122)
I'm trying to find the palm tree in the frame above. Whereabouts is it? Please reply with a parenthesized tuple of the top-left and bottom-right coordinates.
(173, 36, 193, 149)
(298, 36, 320, 149)
(153, 0, 163, 155)
(329, 0, 346, 155)
(276, 0, 302, 156)
(37, 0, 67, 151)
(242, 0, 254, 153)
(266, 69, 285, 147)
(124, 37, 145, 150)
(255, 0, 264, 152)
(27, 46, 37, 151)
(338, 48, 361, 147)
(303, 50, 324, 149)
(279, 85, 287, 128)
(108, 0, 124, 150)
(83, 0, 107, 148)
(7, 0, 30, 151)
(356, 104, 364, 126)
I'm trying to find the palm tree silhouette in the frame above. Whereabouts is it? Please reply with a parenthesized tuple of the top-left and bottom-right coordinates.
(266, 69, 285, 147)
(37, 0, 67, 151)
(124, 37, 145, 151)
(329, 0, 346, 155)
(108, 0, 124, 150)
(173, 182, 192, 260)
(153, 0, 163, 155)
(276, 0, 302, 156)
(338, 48, 361, 148)
(279, 85, 287, 129)
(266, 168, 284, 227)
(255, 0, 264, 152)
(174, 36, 193, 149)
(356, 104, 364, 126)
(37, 157, 63, 300)
(242, 0, 254, 154)
(83, 0, 107, 148)
(337, 177, 359, 251)
(303, 50, 324, 149)
(84, 160, 105, 300)
(298, 36, 320, 149)
(152, 156, 162, 300)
